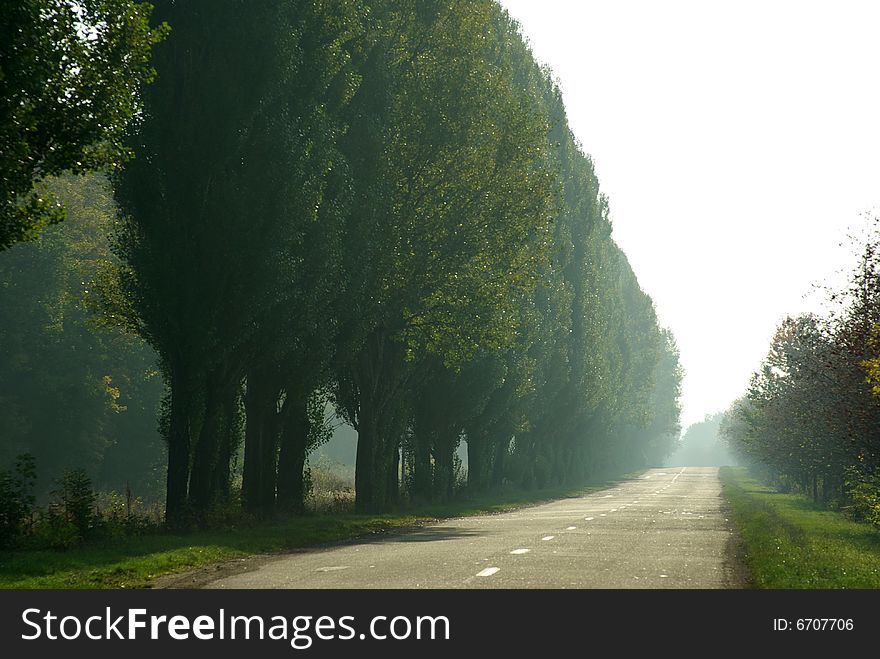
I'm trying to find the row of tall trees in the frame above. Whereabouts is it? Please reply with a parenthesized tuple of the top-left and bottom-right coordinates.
(3, 0, 681, 524)
(723, 221, 880, 506)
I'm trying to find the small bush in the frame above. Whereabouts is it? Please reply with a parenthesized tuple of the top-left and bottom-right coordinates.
(51, 469, 97, 540)
(0, 454, 36, 548)
(202, 490, 248, 530)
(30, 513, 82, 551)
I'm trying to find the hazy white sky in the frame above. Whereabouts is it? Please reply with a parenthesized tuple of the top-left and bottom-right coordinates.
(499, 0, 880, 428)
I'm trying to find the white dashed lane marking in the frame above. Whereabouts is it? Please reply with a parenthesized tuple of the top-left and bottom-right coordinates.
(476, 567, 500, 577)
(510, 549, 530, 555)
(541, 535, 555, 541)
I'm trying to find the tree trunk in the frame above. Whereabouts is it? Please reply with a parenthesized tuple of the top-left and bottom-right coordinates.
(355, 418, 375, 512)
(399, 439, 409, 499)
(388, 442, 400, 506)
(189, 373, 226, 514)
(165, 370, 192, 526)
(243, 367, 281, 516)
(490, 432, 507, 489)
(353, 329, 408, 513)
(411, 429, 433, 502)
(370, 430, 395, 512)
(212, 383, 241, 500)
(467, 435, 488, 493)
(433, 429, 457, 502)
(360, 407, 400, 512)
(277, 388, 310, 514)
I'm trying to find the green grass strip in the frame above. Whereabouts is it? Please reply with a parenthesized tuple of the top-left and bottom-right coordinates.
(720, 467, 880, 588)
(0, 481, 614, 589)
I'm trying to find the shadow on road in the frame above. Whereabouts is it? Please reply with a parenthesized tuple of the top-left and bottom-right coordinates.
(358, 525, 487, 544)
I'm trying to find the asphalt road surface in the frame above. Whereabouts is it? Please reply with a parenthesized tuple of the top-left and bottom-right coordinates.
(204, 467, 744, 589)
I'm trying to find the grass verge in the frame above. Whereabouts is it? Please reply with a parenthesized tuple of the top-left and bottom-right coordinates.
(720, 466, 880, 588)
(0, 480, 619, 589)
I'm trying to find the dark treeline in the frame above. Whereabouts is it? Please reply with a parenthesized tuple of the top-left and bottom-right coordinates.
(723, 219, 880, 524)
(2, 0, 682, 525)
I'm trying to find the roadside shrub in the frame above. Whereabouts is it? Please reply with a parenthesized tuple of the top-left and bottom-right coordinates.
(95, 489, 162, 539)
(202, 490, 248, 530)
(31, 513, 82, 550)
(843, 467, 880, 527)
(1, 458, 168, 550)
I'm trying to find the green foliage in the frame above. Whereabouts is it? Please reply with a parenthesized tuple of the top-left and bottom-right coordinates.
(723, 221, 880, 509)
(51, 469, 98, 541)
(93, 490, 162, 539)
(2, 458, 162, 550)
(490, 60, 682, 490)
(842, 467, 880, 527)
(0, 454, 36, 548)
(0, 174, 165, 496)
(307, 391, 334, 452)
(31, 516, 82, 551)
(0, 0, 167, 250)
(340, 0, 556, 368)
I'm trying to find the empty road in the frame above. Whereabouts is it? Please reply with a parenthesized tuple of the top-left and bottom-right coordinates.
(204, 467, 744, 589)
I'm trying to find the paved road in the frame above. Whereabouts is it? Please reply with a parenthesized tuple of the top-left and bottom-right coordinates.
(205, 467, 744, 589)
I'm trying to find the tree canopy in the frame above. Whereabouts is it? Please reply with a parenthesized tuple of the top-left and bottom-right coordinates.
(0, 0, 166, 251)
(723, 221, 880, 514)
